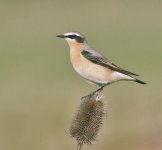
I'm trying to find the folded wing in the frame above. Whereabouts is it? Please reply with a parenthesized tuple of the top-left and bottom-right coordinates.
(81, 50, 138, 76)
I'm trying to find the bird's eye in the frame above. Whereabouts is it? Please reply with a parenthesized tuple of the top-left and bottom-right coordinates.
(65, 34, 84, 43)
(68, 35, 77, 39)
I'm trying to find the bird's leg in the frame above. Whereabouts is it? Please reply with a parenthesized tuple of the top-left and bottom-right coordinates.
(81, 85, 107, 100)
(81, 86, 103, 100)
(94, 85, 105, 93)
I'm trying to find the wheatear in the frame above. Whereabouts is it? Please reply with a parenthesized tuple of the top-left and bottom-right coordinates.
(57, 32, 146, 89)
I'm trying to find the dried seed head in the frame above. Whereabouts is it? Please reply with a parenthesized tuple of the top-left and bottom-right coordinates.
(69, 89, 105, 148)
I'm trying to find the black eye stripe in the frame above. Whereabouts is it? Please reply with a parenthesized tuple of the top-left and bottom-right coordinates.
(65, 34, 84, 43)
(66, 35, 77, 39)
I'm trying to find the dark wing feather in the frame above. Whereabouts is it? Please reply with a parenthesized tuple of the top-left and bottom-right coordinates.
(81, 50, 138, 76)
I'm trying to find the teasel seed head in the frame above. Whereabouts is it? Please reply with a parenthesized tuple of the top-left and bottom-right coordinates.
(69, 89, 105, 149)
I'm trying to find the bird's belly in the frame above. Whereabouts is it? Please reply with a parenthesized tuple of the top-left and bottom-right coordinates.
(71, 58, 112, 85)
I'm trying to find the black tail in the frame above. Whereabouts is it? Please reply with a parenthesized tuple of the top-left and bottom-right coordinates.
(135, 79, 146, 84)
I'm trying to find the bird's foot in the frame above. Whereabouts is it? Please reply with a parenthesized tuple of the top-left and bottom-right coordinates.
(94, 85, 106, 93)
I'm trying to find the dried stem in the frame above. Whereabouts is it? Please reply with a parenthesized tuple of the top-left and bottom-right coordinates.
(77, 142, 83, 150)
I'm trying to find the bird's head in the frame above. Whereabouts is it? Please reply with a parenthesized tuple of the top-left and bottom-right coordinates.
(57, 32, 86, 47)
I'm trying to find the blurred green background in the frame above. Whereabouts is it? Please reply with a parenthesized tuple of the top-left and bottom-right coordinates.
(0, 0, 161, 150)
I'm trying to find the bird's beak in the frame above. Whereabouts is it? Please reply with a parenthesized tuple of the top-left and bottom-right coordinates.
(56, 35, 65, 38)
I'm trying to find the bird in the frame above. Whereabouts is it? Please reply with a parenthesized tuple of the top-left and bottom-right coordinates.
(56, 31, 146, 90)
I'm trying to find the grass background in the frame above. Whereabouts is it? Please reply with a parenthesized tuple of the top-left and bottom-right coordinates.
(0, 0, 161, 150)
